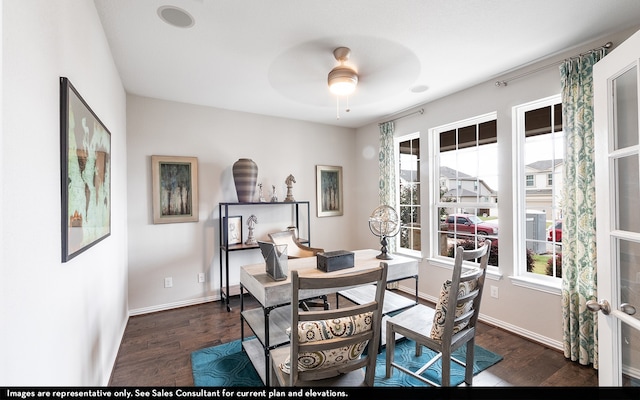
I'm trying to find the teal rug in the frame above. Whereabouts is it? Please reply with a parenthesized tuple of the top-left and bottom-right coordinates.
(191, 338, 502, 387)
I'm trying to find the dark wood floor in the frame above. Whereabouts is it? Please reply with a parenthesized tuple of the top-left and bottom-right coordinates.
(109, 292, 598, 387)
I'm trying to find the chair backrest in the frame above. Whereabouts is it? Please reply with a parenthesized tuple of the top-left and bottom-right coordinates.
(430, 240, 491, 345)
(285, 263, 388, 386)
(268, 230, 323, 258)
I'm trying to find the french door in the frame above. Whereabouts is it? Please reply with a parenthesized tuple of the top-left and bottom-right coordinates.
(593, 28, 640, 386)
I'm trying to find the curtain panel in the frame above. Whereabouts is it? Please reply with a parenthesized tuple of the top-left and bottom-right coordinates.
(378, 121, 396, 254)
(559, 48, 606, 368)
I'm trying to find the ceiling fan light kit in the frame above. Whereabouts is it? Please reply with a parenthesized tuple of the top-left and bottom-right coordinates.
(328, 67, 358, 95)
(328, 47, 359, 119)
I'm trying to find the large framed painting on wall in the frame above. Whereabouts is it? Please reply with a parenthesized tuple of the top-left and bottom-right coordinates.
(60, 77, 112, 262)
(151, 155, 199, 224)
(316, 165, 343, 217)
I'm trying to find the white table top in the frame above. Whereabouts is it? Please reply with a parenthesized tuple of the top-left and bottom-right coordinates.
(240, 249, 418, 308)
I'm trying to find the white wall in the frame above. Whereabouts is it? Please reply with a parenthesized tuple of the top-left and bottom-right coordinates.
(354, 26, 640, 348)
(126, 95, 357, 313)
(0, 0, 128, 385)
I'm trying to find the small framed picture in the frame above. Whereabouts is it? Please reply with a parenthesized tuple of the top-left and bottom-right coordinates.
(151, 155, 199, 224)
(316, 165, 343, 217)
(224, 216, 243, 245)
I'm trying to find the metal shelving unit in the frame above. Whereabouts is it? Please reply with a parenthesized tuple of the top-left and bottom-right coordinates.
(218, 201, 310, 311)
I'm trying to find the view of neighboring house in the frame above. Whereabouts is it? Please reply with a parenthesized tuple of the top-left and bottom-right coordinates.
(436, 161, 563, 223)
(439, 166, 498, 217)
(525, 159, 564, 221)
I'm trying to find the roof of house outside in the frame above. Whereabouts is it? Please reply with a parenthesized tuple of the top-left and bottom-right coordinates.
(526, 159, 563, 171)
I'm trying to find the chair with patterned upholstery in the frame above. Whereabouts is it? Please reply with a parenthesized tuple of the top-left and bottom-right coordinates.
(385, 240, 491, 386)
(269, 262, 388, 386)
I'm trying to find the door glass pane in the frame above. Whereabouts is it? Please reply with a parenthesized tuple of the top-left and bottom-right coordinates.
(614, 66, 639, 150)
(615, 154, 640, 233)
(618, 239, 640, 385)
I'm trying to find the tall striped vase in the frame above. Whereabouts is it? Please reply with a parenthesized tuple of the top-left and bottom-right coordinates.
(232, 158, 258, 203)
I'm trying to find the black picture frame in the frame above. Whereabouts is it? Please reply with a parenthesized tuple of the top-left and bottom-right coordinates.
(60, 77, 112, 262)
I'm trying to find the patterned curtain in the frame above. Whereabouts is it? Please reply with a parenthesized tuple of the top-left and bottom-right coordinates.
(560, 48, 606, 368)
(378, 121, 396, 253)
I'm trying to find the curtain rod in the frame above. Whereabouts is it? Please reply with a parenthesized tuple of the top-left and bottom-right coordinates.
(378, 108, 425, 126)
(495, 42, 612, 87)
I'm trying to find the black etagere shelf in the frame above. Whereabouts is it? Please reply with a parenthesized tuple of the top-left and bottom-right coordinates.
(218, 201, 310, 311)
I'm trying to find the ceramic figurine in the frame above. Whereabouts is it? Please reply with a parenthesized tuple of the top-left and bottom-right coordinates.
(245, 214, 258, 245)
(258, 183, 266, 202)
(284, 174, 296, 202)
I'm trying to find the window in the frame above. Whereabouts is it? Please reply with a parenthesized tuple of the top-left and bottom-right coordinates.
(396, 133, 421, 255)
(526, 174, 534, 187)
(514, 95, 563, 287)
(430, 113, 499, 268)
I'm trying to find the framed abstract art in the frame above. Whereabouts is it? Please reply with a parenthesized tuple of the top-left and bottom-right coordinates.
(316, 165, 343, 217)
(151, 155, 199, 224)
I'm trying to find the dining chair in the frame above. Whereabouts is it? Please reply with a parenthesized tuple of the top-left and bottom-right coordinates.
(385, 240, 491, 386)
(269, 262, 388, 386)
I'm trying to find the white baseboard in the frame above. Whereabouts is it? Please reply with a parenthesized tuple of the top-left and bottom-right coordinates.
(624, 365, 640, 381)
(105, 306, 134, 385)
(129, 295, 219, 316)
(396, 284, 563, 352)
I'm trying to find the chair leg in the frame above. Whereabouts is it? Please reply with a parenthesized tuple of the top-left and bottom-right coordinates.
(385, 321, 395, 378)
(465, 339, 475, 385)
(441, 350, 451, 387)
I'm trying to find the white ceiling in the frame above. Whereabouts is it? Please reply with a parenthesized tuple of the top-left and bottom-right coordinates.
(94, 0, 640, 128)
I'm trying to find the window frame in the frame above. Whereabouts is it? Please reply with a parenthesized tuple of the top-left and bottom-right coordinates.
(427, 112, 499, 275)
(511, 94, 563, 293)
(395, 132, 422, 258)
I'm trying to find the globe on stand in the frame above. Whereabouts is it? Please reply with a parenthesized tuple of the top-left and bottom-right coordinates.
(368, 205, 400, 260)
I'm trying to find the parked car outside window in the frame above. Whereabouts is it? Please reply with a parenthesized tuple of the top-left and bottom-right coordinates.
(547, 220, 562, 242)
(445, 213, 498, 236)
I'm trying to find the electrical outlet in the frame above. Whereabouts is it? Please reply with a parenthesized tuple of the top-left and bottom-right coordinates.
(490, 285, 499, 298)
(164, 277, 173, 288)
(198, 273, 205, 283)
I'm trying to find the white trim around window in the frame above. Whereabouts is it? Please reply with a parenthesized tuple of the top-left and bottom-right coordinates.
(512, 94, 563, 293)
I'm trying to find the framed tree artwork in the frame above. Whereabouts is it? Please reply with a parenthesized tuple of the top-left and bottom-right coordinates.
(151, 155, 199, 224)
(60, 77, 112, 262)
(316, 165, 343, 217)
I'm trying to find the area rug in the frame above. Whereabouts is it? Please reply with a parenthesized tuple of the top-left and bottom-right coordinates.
(191, 338, 502, 387)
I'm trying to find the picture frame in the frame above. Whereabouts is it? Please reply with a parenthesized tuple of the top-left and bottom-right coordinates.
(316, 165, 343, 217)
(60, 77, 112, 262)
(151, 155, 199, 224)
(224, 216, 243, 245)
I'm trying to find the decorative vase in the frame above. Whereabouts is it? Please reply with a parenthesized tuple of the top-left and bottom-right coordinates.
(232, 158, 258, 203)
